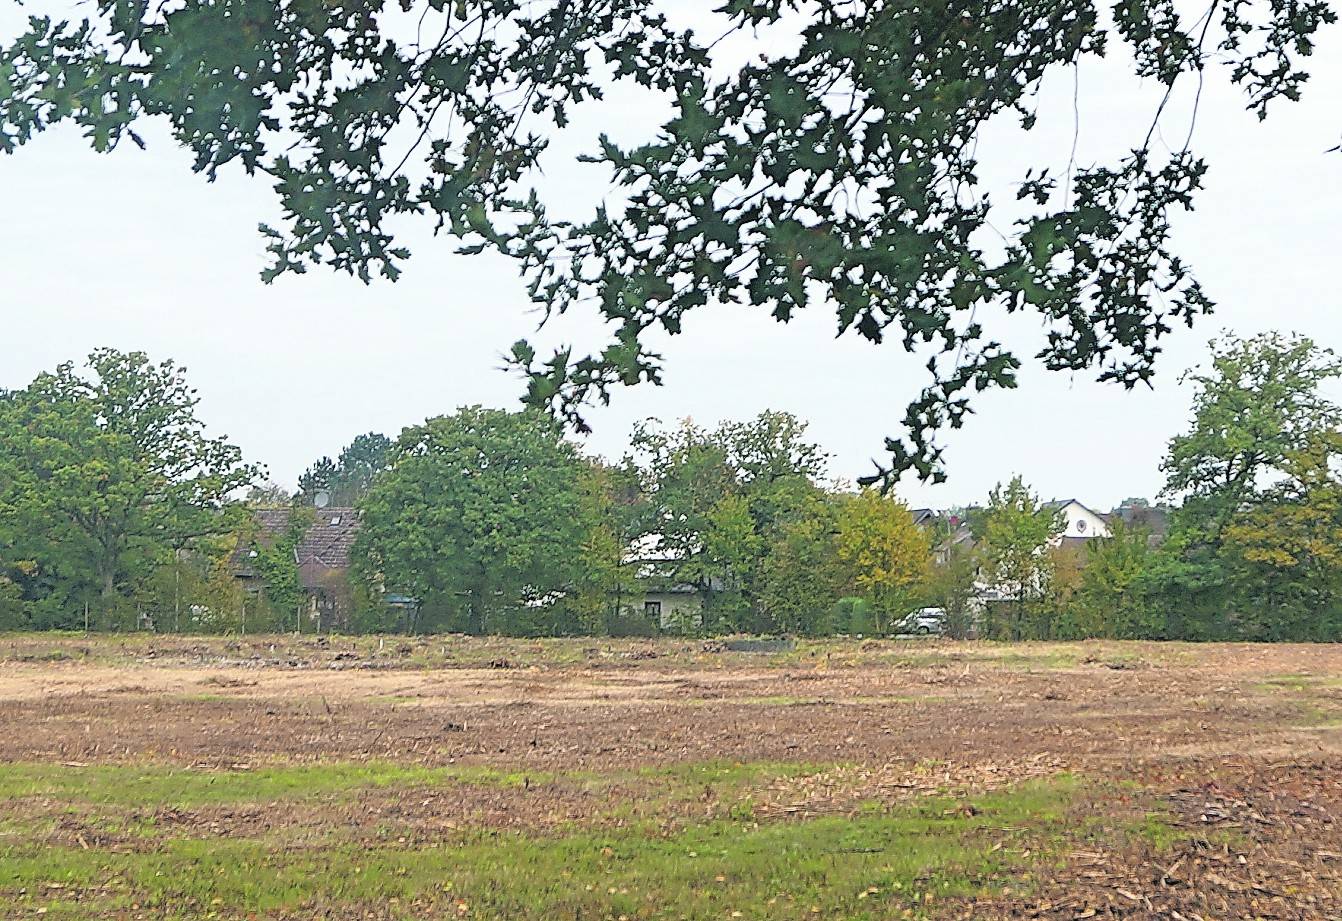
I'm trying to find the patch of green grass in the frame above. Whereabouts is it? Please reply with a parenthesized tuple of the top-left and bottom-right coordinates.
(0, 761, 565, 809)
(1254, 673, 1342, 693)
(1125, 802, 1251, 855)
(1128, 808, 1184, 852)
(1246, 674, 1342, 727)
(0, 758, 832, 838)
(633, 759, 820, 788)
(989, 650, 1081, 669)
(0, 776, 1079, 920)
(1255, 673, 1318, 692)
(1292, 700, 1342, 728)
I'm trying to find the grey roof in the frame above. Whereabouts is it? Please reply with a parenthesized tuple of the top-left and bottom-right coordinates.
(233, 507, 360, 576)
(1110, 504, 1170, 537)
(295, 509, 360, 568)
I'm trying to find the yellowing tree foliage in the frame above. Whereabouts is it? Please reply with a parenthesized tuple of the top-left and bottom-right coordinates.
(833, 491, 930, 631)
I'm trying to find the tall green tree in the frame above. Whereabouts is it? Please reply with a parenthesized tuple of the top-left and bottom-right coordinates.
(758, 495, 844, 635)
(700, 493, 764, 632)
(719, 411, 830, 496)
(299, 432, 392, 506)
(977, 477, 1064, 639)
(5, 3, 1331, 481)
(296, 457, 338, 501)
(564, 460, 629, 635)
(1220, 431, 1342, 640)
(1153, 332, 1342, 639)
(0, 350, 259, 624)
(354, 407, 598, 634)
(625, 417, 736, 610)
(1066, 519, 1160, 639)
(1162, 332, 1342, 542)
(626, 411, 827, 625)
(926, 542, 981, 639)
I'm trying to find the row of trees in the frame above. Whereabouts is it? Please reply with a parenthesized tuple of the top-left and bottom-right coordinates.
(0, 352, 928, 635)
(343, 408, 936, 636)
(3, 333, 1341, 640)
(966, 334, 1342, 642)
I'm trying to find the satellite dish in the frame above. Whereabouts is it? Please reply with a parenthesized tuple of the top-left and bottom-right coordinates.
(313, 490, 331, 509)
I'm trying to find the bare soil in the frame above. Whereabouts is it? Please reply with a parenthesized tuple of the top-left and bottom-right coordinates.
(2, 637, 1338, 771)
(2, 635, 1340, 918)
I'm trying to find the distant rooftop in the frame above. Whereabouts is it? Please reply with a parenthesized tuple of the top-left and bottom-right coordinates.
(233, 507, 360, 575)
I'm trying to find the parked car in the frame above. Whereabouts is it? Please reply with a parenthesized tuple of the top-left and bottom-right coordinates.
(897, 606, 946, 635)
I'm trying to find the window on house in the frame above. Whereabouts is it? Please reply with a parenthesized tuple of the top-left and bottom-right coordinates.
(1076, 519, 1087, 533)
(329, 515, 342, 526)
(644, 600, 662, 619)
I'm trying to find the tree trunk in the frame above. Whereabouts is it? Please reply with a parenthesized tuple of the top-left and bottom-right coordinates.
(97, 563, 116, 631)
(469, 590, 484, 636)
(174, 552, 181, 634)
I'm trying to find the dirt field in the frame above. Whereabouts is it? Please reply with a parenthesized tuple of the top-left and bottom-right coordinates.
(1, 635, 1339, 919)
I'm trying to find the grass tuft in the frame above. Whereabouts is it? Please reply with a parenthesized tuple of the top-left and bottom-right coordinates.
(1, 776, 1078, 919)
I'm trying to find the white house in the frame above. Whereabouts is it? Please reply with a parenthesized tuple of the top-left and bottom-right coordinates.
(1043, 499, 1112, 546)
(961, 499, 1112, 604)
(621, 533, 704, 631)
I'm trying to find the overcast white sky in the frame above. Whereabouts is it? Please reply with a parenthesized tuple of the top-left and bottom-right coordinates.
(2, 7, 1338, 509)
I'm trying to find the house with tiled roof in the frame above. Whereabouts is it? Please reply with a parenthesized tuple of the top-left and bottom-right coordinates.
(233, 507, 360, 630)
(1108, 504, 1170, 543)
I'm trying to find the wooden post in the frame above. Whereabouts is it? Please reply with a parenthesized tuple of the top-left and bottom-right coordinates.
(173, 549, 181, 634)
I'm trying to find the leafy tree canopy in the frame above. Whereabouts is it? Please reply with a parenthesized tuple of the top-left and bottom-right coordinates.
(1153, 333, 1342, 639)
(978, 475, 1065, 636)
(1068, 518, 1160, 639)
(299, 431, 392, 505)
(354, 406, 601, 633)
(624, 411, 827, 604)
(246, 482, 293, 507)
(4, 2, 1332, 481)
(757, 494, 844, 635)
(1161, 332, 1342, 541)
(0, 349, 259, 616)
(832, 489, 931, 630)
(1219, 430, 1342, 638)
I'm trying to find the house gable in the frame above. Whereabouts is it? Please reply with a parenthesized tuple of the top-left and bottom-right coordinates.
(233, 507, 360, 591)
(1045, 499, 1111, 541)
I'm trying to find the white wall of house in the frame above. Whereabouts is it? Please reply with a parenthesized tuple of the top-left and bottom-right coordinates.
(1050, 500, 1111, 542)
(632, 590, 704, 632)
